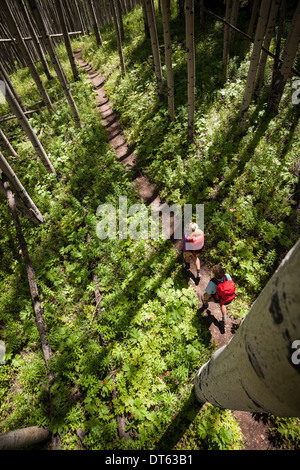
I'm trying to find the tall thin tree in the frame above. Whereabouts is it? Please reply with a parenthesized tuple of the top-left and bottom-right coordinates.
(111, 0, 126, 75)
(54, 0, 79, 80)
(268, 1, 300, 113)
(186, 0, 195, 143)
(2, 0, 55, 114)
(144, 0, 164, 101)
(27, 0, 81, 128)
(238, 0, 272, 130)
(87, 0, 103, 46)
(162, 0, 174, 121)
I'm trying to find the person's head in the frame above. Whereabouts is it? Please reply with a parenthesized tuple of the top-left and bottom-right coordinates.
(212, 265, 225, 279)
(188, 222, 203, 236)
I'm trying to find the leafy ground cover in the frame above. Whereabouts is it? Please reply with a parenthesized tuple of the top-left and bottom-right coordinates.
(0, 2, 299, 450)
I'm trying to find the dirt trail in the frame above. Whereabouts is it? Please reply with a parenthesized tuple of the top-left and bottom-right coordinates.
(74, 48, 275, 450)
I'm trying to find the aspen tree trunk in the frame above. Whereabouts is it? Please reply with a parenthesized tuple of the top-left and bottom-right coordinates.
(0, 426, 50, 450)
(54, 0, 79, 80)
(17, 0, 53, 80)
(186, 0, 195, 143)
(161, 0, 174, 121)
(238, 0, 272, 130)
(2, 0, 54, 114)
(195, 238, 300, 417)
(27, 0, 81, 128)
(268, 1, 300, 114)
(142, 0, 150, 38)
(111, 0, 126, 75)
(222, 0, 233, 84)
(228, 0, 239, 49)
(144, 0, 164, 101)
(3, 177, 54, 415)
(273, 0, 286, 73)
(0, 65, 56, 175)
(87, 0, 103, 46)
(0, 151, 44, 225)
(199, 0, 204, 27)
(0, 60, 26, 113)
(244, 0, 260, 54)
(116, 0, 125, 40)
(254, 0, 281, 98)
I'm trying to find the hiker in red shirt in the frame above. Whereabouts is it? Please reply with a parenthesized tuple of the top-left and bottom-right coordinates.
(202, 265, 236, 328)
(183, 223, 204, 283)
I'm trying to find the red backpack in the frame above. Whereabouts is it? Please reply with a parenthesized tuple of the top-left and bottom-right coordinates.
(212, 276, 236, 306)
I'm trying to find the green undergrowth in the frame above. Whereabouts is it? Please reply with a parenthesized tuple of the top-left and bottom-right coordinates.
(0, 28, 242, 450)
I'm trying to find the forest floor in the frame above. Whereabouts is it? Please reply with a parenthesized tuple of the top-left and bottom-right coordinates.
(74, 47, 276, 451)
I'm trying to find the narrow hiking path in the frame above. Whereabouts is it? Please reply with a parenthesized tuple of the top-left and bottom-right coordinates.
(74, 48, 275, 450)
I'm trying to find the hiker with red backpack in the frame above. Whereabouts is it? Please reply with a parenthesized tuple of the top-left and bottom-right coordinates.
(202, 265, 236, 328)
(183, 222, 204, 283)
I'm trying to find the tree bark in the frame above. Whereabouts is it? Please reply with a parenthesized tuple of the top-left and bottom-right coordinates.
(0, 151, 44, 225)
(244, 0, 260, 54)
(111, 0, 126, 75)
(3, 177, 54, 413)
(195, 238, 300, 417)
(0, 63, 56, 175)
(27, 0, 81, 128)
(186, 0, 195, 143)
(161, 0, 174, 121)
(268, 0, 300, 113)
(54, 0, 79, 80)
(0, 128, 19, 159)
(238, 0, 272, 130)
(0, 426, 50, 450)
(144, 0, 164, 101)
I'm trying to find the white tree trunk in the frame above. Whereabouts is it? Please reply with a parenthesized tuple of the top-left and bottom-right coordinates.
(186, 0, 195, 143)
(0, 426, 50, 450)
(161, 0, 174, 121)
(194, 238, 300, 417)
(111, 0, 126, 75)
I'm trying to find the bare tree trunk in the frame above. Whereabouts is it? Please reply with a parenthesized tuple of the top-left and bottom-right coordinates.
(0, 426, 50, 450)
(144, 0, 164, 101)
(111, 0, 126, 75)
(17, 0, 53, 80)
(161, 0, 174, 121)
(3, 176, 54, 414)
(54, 0, 79, 80)
(195, 238, 300, 417)
(27, 0, 81, 128)
(87, 0, 103, 46)
(228, 0, 239, 49)
(0, 63, 56, 175)
(254, 0, 281, 98)
(0, 151, 44, 225)
(2, 0, 55, 114)
(186, 0, 195, 143)
(268, 0, 300, 113)
(238, 0, 272, 130)
(244, 0, 260, 54)
(116, 0, 125, 40)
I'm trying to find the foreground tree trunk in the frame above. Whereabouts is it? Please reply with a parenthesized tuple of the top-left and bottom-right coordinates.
(194, 238, 300, 417)
(87, 0, 103, 46)
(161, 0, 174, 121)
(111, 0, 126, 75)
(186, 0, 195, 143)
(0, 426, 50, 450)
